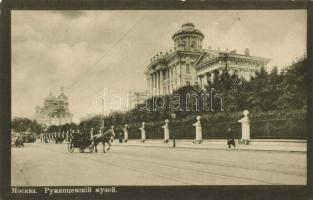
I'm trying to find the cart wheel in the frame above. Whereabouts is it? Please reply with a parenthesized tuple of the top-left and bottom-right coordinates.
(79, 148, 85, 153)
(68, 142, 74, 153)
(88, 145, 94, 153)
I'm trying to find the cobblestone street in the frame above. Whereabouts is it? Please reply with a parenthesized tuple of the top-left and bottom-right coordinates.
(11, 142, 306, 186)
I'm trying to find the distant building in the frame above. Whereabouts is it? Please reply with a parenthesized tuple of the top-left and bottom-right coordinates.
(35, 86, 73, 126)
(145, 22, 271, 96)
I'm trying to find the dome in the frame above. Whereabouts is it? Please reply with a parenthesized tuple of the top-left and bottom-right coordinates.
(172, 22, 204, 40)
(57, 86, 68, 102)
(182, 22, 195, 29)
(44, 92, 57, 102)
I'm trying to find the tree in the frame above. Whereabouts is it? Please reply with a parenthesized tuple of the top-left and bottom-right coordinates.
(11, 117, 44, 135)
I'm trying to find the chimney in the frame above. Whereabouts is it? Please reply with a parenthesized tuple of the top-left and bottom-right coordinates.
(245, 48, 249, 56)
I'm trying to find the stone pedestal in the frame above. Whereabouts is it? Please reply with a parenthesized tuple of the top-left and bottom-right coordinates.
(66, 131, 69, 141)
(139, 122, 146, 143)
(123, 124, 129, 142)
(90, 128, 94, 139)
(193, 116, 202, 144)
(238, 110, 250, 144)
(111, 126, 115, 140)
(162, 119, 170, 143)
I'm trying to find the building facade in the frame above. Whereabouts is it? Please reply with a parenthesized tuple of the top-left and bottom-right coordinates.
(145, 23, 271, 96)
(35, 87, 73, 126)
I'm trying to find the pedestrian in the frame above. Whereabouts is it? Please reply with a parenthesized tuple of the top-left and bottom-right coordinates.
(119, 132, 123, 143)
(227, 128, 236, 149)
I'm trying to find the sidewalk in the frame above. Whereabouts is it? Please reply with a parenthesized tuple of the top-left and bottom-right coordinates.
(113, 139, 306, 152)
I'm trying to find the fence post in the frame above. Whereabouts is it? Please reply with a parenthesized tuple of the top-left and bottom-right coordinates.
(139, 122, 146, 143)
(193, 115, 202, 144)
(123, 124, 128, 143)
(66, 131, 69, 142)
(238, 110, 250, 145)
(162, 119, 170, 143)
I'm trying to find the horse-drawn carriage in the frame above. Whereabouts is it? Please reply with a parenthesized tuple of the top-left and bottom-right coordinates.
(68, 130, 94, 153)
(68, 128, 115, 153)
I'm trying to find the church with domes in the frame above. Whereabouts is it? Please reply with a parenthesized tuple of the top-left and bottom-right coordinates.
(35, 86, 73, 126)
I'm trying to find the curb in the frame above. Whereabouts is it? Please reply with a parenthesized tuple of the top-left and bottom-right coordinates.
(113, 143, 306, 153)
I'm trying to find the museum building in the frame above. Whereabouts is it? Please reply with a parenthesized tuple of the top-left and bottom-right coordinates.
(145, 22, 271, 96)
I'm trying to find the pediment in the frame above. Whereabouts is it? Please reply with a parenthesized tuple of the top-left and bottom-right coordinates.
(194, 51, 219, 66)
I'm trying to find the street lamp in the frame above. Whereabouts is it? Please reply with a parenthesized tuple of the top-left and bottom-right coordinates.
(170, 112, 176, 147)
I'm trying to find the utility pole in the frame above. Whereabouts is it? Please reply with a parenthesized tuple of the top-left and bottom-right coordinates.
(102, 88, 107, 130)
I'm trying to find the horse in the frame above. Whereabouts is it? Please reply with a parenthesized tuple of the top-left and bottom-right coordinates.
(93, 128, 115, 153)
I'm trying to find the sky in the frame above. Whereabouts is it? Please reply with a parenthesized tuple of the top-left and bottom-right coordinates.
(11, 10, 307, 123)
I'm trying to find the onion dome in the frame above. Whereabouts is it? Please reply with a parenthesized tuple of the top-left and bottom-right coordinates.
(44, 92, 57, 102)
(57, 86, 68, 102)
(57, 93, 68, 102)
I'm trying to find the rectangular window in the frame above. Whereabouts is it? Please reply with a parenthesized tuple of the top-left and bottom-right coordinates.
(186, 64, 190, 73)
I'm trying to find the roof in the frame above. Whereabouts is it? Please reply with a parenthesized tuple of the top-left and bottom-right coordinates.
(172, 23, 204, 40)
(194, 49, 271, 67)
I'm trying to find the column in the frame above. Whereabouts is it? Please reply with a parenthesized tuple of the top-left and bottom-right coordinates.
(197, 76, 201, 86)
(178, 64, 181, 86)
(154, 72, 157, 96)
(157, 71, 160, 96)
(203, 74, 208, 87)
(160, 70, 163, 95)
(210, 72, 215, 83)
(169, 67, 172, 94)
(154, 72, 158, 96)
(149, 76, 152, 97)
(152, 73, 156, 96)
(150, 73, 154, 96)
